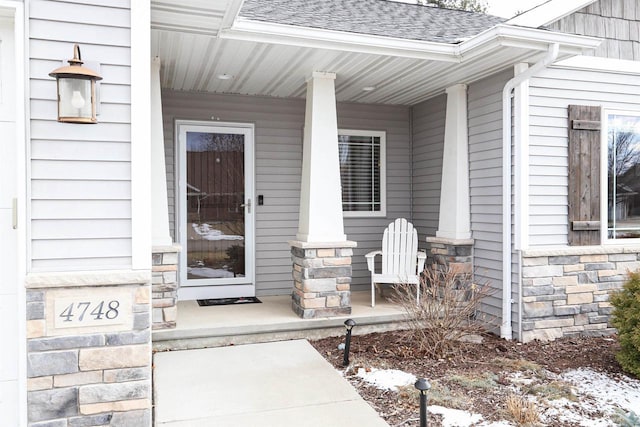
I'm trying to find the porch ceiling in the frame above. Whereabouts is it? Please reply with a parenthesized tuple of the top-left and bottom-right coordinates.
(151, 1, 600, 106)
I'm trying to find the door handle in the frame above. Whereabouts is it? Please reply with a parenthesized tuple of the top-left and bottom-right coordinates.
(12, 198, 17, 229)
(241, 199, 252, 214)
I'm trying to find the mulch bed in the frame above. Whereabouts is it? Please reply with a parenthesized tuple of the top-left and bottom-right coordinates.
(310, 330, 626, 426)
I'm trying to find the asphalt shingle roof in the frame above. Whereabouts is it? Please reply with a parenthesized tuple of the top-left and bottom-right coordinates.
(239, 0, 506, 44)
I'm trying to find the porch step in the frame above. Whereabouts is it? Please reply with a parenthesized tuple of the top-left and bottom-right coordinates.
(152, 291, 410, 352)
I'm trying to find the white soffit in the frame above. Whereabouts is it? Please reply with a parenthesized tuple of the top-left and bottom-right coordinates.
(506, 0, 598, 28)
(150, 2, 601, 106)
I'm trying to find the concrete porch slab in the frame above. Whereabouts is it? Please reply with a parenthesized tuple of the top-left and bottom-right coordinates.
(152, 290, 409, 351)
(153, 339, 389, 426)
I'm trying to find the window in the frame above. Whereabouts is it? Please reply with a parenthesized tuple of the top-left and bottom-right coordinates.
(338, 129, 386, 217)
(604, 111, 640, 240)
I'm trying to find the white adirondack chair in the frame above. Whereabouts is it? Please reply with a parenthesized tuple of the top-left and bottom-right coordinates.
(365, 218, 426, 307)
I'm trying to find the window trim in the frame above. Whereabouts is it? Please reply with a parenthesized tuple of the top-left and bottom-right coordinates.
(338, 129, 387, 218)
(601, 108, 640, 244)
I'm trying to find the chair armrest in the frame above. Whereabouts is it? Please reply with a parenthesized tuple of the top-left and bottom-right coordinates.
(416, 251, 427, 274)
(365, 250, 382, 273)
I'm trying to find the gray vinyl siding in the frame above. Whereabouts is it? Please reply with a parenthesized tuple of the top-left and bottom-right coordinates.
(528, 66, 640, 247)
(411, 94, 446, 243)
(162, 90, 411, 295)
(468, 70, 516, 335)
(29, 1, 132, 271)
(547, 0, 640, 60)
(339, 103, 412, 289)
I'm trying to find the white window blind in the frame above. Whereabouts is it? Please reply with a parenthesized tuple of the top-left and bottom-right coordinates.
(338, 130, 386, 217)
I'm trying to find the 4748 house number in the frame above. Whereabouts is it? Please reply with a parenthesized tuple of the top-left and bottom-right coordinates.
(59, 300, 120, 322)
(54, 293, 132, 329)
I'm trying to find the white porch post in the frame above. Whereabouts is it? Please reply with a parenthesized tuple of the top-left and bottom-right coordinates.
(150, 57, 172, 247)
(150, 57, 180, 329)
(436, 84, 471, 240)
(426, 84, 473, 299)
(290, 72, 355, 319)
(296, 72, 346, 243)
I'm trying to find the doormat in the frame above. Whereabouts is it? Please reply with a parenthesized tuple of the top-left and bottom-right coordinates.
(197, 297, 262, 307)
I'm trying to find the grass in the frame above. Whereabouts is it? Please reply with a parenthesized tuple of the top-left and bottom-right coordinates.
(494, 358, 545, 377)
(449, 372, 498, 390)
(419, 380, 469, 410)
(505, 393, 540, 426)
(526, 380, 576, 401)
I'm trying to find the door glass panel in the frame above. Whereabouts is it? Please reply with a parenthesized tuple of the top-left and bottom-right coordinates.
(186, 131, 245, 280)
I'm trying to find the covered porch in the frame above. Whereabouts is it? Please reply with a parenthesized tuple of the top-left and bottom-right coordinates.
(148, 0, 600, 334)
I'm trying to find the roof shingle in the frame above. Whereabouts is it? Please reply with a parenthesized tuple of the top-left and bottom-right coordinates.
(239, 0, 505, 44)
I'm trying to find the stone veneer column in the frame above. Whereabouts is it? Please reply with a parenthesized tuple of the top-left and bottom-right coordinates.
(290, 241, 357, 319)
(291, 72, 357, 318)
(426, 236, 474, 277)
(25, 273, 152, 426)
(152, 245, 181, 329)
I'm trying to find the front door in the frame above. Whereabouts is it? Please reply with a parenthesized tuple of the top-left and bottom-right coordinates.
(176, 121, 255, 300)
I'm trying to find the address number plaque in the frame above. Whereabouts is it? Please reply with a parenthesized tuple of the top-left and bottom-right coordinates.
(52, 290, 133, 330)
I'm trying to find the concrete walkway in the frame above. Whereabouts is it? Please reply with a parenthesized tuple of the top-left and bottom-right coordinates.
(153, 340, 389, 426)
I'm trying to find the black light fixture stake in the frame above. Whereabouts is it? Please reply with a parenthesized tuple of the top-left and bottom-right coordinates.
(342, 318, 356, 366)
(415, 378, 431, 427)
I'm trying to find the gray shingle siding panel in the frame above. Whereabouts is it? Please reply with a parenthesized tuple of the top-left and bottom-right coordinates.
(547, 0, 640, 60)
(240, 0, 505, 43)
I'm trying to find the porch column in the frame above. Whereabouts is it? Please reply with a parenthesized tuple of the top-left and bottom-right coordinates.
(427, 84, 474, 280)
(436, 84, 471, 240)
(296, 72, 345, 243)
(151, 56, 171, 247)
(151, 57, 180, 329)
(290, 72, 356, 319)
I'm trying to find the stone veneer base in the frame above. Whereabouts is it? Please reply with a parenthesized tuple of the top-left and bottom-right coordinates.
(25, 271, 152, 427)
(426, 236, 474, 276)
(289, 240, 356, 319)
(152, 244, 181, 330)
(520, 245, 640, 342)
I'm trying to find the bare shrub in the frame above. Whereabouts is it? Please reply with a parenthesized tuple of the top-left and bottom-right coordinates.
(390, 265, 496, 359)
(505, 394, 540, 426)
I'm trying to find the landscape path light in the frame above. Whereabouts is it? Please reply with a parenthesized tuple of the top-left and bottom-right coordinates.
(342, 318, 356, 366)
(49, 43, 102, 123)
(415, 378, 431, 427)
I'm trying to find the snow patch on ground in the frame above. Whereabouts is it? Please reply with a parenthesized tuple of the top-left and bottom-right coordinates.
(191, 223, 243, 241)
(561, 368, 640, 415)
(354, 365, 640, 426)
(356, 368, 416, 391)
(428, 405, 483, 426)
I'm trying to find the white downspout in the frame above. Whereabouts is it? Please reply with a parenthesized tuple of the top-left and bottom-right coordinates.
(501, 43, 559, 340)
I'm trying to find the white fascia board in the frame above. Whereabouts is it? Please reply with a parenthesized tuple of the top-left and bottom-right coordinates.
(458, 24, 601, 60)
(223, 20, 601, 65)
(554, 55, 640, 75)
(506, 0, 597, 28)
(222, 18, 461, 62)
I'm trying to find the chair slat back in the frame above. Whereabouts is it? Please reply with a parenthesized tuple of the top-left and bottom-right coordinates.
(381, 218, 418, 275)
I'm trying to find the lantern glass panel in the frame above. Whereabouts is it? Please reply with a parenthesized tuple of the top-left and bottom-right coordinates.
(59, 77, 92, 119)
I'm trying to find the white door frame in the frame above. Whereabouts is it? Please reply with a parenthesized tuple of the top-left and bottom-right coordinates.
(175, 120, 255, 300)
(0, 2, 26, 426)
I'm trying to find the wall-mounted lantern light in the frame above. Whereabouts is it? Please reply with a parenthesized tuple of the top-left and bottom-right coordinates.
(49, 44, 102, 123)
